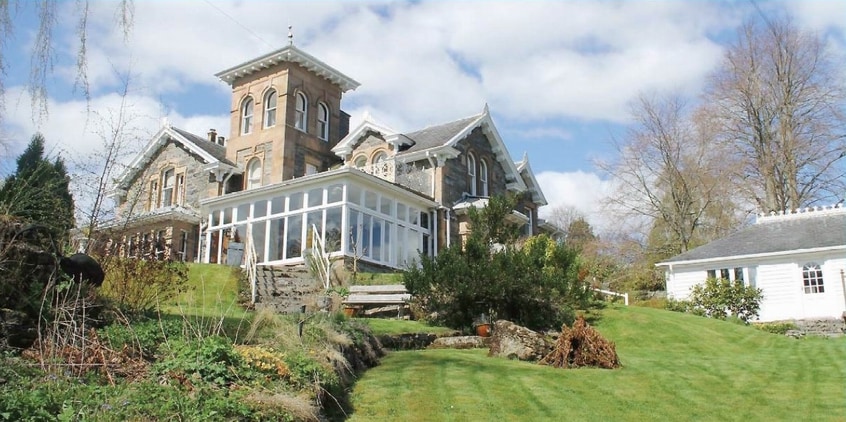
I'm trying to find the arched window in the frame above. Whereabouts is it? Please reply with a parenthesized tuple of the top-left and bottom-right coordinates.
(353, 155, 367, 168)
(295, 92, 308, 132)
(246, 158, 262, 189)
(317, 102, 329, 141)
(467, 153, 477, 196)
(480, 159, 489, 196)
(241, 97, 254, 135)
(372, 151, 388, 164)
(802, 263, 824, 294)
(264, 89, 277, 128)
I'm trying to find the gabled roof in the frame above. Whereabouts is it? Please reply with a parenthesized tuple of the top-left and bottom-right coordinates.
(334, 106, 530, 192)
(114, 122, 237, 190)
(215, 45, 360, 92)
(516, 152, 548, 206)
(658, 205, 846, 265)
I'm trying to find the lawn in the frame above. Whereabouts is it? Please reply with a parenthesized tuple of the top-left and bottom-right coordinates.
(359, 318, 458, 336)
(348, 305, 846, 421)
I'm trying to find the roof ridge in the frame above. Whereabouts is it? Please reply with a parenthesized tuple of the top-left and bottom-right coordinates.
(756, 203, 845, 224)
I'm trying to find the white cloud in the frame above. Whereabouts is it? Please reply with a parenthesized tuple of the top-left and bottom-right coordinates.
(536, 170, 615, 232)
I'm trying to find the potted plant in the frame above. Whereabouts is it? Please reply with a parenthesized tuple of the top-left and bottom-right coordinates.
(473, 313, 492, 337)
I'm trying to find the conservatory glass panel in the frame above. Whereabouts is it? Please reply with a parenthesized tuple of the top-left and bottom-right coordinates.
(347, 209, 361, 254)
(364, 191, 378, 211)
(327, 184, 343, 203)
(268, 218, 285, 261)
(222, 207, 232, 225)
(372, 218, 383, 263)
(286, 215, 303, 259)
(361, 215, 372, 259)
(254, 200, 267, 218)
(347, 184, 362, 205)
(380, 197, 392, 215)
(252, 221, 266, 262)
(271, 196, 285, 215)
(325, 207, 342, 253)
(308, 187, 323, 208)
(237, 203, 250, 221)
(289, 192, 304, 211)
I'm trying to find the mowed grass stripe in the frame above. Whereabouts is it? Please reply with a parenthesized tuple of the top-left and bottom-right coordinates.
(349, 306, 846, 421)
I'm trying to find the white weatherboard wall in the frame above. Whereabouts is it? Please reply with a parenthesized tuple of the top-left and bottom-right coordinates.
(667, 252, 846, 322)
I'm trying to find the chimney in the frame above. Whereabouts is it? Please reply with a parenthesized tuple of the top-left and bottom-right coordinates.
(207, 129, 217, 142)
(218, 136, 226, 147)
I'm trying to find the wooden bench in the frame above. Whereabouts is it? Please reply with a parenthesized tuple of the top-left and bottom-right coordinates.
(343, 284, 410, 316)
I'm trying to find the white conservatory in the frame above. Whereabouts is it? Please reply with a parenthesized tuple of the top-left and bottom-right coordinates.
(200, 167, 438, 269)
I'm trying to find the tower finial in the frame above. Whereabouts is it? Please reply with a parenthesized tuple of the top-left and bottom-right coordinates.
(288, 25, 294, 46)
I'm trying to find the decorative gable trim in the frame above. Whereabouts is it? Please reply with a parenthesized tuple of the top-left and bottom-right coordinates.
(516, 153, 548, 206)
(215, 45, 360, 93)
(332, 114, 402, 159)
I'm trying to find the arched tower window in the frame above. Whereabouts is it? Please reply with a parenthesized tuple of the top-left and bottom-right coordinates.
(264, 89, 277, 128)
(317, 102, 329, 141)
(467, 153, 477, 196)
(295, 92, 308, 132)
(480, 159, 489, 196)
(246, 158, 262, 189)
(241, 97, 254, 135)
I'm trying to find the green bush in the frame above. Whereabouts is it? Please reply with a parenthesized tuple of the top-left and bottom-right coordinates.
(404, 195, 590, 332)
(754, 321, 798, 334)
(689, 278, 763, 322)
(99, 257, 189, 314)
(98, 317, 184, 359)
(154, 335, 246, 387)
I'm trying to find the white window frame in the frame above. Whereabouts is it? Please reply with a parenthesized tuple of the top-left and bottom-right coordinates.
(241, 97, 254, 135)
(802, 263, 824, 294)
(264, 89, 277, 128)
(467, 153, 477, 196)
(161, 168, 175, 207)
(295, 92, 308, 132)
(246, 158, 262, 189)
(317, 102, 329, 141)
(480, 159, 489, 196)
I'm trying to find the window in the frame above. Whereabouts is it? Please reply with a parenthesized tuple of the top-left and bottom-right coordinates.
(305, 163, 318, 176)
(175, 173, 185, 206)
(372, 151, 388, 164)
(264, 89, 277, 128)
(241, 97, 254, 134)
(707, 269, 716, 279)
(526, 208, 533, 236)
(480, 159, 489, 196)
(353, 155, 367, 168)
(802, 263, 824, 294)
(317, 102, 329, 141)
(148, 180, 158, 211)
(294, 92, 307, 131)
(161, 168, 175, 207)
(467, 153, 477, 195)
(179, 230, 189, 261)
(246, 158, 262, 189)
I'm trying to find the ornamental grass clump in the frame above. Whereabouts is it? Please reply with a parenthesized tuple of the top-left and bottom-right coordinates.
(539, 316, 621, 369)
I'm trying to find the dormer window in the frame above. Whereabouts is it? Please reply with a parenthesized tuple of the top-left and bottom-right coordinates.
(317, 102, 329, 141)
(480, 159, 489, 196)
(246, 158, 262, 189)
(241, 97, 254, 135)
(295, 92, 308, 132)
(264, 89, 277, 128)
(467, 153, 477, 196)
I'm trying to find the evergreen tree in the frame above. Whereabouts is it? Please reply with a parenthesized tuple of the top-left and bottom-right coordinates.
(0, 133, 75, 246)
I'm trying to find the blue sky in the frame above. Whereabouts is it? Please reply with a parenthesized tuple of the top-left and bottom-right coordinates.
(1, 0, 844, 230)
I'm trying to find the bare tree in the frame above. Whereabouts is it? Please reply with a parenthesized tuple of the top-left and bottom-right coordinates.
(702, 14, 846, 213)
(598, 93, 737, 255)
(545, 204, 584, 239)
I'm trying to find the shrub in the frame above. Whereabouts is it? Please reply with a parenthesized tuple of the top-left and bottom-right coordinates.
(404, 196, 590, 332)
(689, 277, 763, 322)
(154, 335, 245, 387)
(99, 257, 189, 314)
(98, 317, 184, 359)
(754, 321, 798, 334)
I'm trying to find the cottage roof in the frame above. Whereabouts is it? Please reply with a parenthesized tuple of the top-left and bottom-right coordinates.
(659, 206, 846, 265)
(113, 123, 237, 191)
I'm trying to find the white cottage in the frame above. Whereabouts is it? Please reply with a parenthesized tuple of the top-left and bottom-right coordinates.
(658, 205, 846, 322)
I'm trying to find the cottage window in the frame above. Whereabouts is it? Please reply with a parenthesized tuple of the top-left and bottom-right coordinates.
(246, 158, 262, 189)
(295, 92, 308, 132)
(161, 168, 175, 207)
(264, 89, 277, 128)
(707, 269, 716, 279)
(317, 102, 329, 141)
(175, 173, 185, 205)
(480, 159, 489, 196)
(802, 263, 824, 294)
(467, 153, 477, 196)
(148, 180, 158, 211)
(241, 97, 254, 135)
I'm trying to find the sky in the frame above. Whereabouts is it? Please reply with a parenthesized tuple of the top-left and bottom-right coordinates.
(1, 0, 844, 232)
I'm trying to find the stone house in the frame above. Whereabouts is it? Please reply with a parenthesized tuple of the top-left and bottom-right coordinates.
(106, 43, 548, 271)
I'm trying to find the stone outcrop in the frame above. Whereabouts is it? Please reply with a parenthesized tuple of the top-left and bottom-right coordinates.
(487, 320, 553, 362)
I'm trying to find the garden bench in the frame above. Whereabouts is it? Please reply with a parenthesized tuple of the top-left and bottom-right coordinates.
(343, 284, 411, 316)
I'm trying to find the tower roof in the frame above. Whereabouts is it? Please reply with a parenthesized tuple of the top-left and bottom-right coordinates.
(215, 45, 360, 92)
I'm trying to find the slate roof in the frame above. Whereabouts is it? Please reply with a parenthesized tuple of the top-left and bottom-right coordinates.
(661, 210, 846, 264)
(397, 114, 482, 156)
(171, 127, 234, 165)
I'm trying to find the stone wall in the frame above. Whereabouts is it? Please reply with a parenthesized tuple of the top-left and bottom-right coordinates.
(785, 318, 846, 337)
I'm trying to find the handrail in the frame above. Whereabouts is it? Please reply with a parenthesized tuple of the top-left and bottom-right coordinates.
(592, 288, 629, 306)
(311, 223, 331, 290)
(245, 224, 258, 304)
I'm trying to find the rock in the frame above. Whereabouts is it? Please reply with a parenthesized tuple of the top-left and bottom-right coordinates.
(430, 335, 488, 349)
(0, 308, 37, 351)
(487, 320, 553, 362)
(378, 333, 439, 350)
